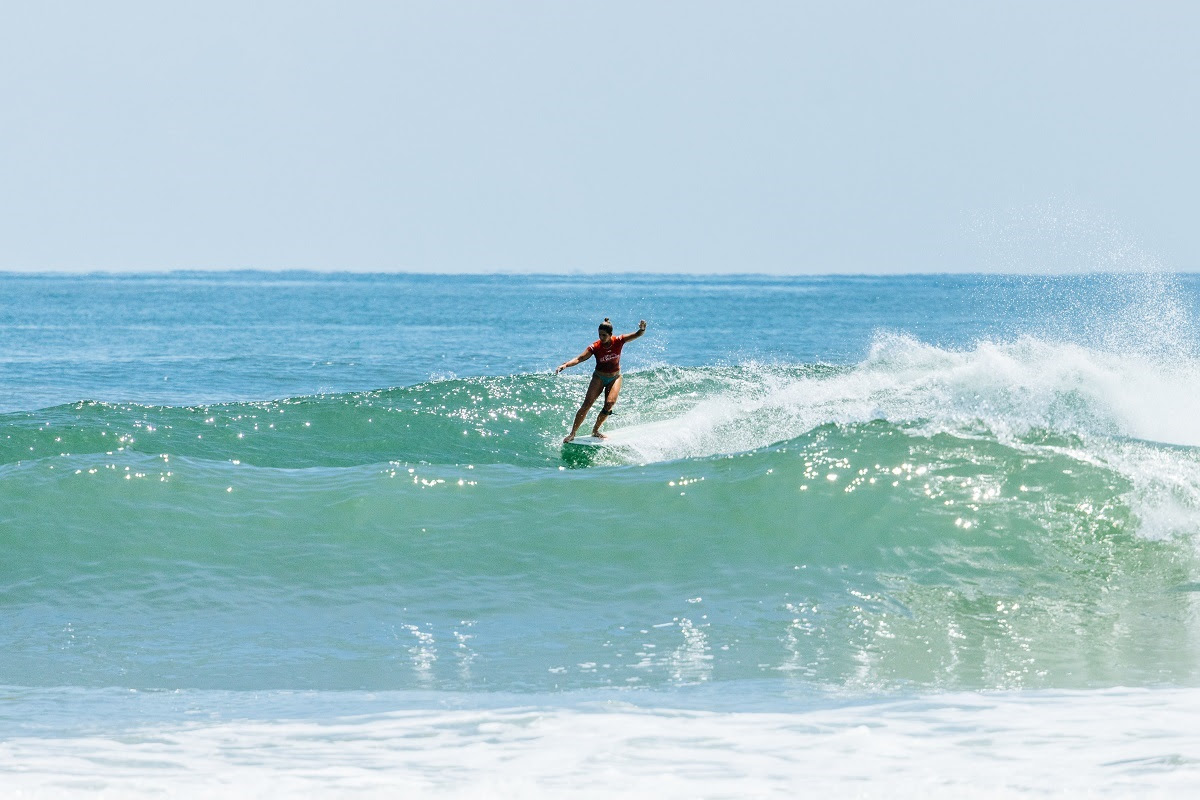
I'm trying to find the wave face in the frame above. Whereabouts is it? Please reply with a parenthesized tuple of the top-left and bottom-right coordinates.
(5, 323, 1200, 693)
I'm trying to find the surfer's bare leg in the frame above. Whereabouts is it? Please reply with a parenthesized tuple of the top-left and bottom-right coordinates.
(565, 376, 604, 442)
(591, 376, 623, 438)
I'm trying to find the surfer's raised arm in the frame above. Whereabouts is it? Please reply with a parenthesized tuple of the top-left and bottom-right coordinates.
(623, 320, 648, 341)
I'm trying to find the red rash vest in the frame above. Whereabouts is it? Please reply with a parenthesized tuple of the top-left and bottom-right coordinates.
(589, 334, 625, 373)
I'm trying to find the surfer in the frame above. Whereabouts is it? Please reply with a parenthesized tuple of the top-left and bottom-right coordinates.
(556, 317, 647, 443)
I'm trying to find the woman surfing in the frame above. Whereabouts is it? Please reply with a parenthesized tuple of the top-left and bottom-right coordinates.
(556, 317, 647, 443)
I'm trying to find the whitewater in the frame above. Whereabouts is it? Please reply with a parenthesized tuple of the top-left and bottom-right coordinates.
(3, 271, 1200, 797)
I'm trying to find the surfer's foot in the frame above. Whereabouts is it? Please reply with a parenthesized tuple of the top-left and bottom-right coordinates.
(591, 431, 607, 439)
(563, 434, 575, 443)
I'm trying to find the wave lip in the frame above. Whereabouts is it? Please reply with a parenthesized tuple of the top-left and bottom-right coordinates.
(561, 332, 1200, 473)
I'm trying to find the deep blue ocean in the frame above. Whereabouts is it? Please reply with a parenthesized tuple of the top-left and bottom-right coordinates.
(3, 271, 1200, 796)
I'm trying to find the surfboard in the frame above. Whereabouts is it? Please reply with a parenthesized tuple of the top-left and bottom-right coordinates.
(563, 435, 617, 447)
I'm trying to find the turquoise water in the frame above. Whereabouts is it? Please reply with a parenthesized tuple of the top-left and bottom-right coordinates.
(4, 271, 1200, 795)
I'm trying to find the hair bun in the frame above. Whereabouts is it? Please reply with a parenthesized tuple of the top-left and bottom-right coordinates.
(603, 318, 610, 322)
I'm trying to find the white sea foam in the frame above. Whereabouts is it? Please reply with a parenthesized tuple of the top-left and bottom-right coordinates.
(607, 333, 1200, 540)
(621, 333, 1200, 459)
(2, 687, 1199, 798)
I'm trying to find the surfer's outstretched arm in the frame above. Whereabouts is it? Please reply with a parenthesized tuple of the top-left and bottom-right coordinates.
(622, 320, 648, 342)
(556, 348, 594, 374)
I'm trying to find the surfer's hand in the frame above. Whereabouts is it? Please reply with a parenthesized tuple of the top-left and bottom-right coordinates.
(639, 320, 647, 331)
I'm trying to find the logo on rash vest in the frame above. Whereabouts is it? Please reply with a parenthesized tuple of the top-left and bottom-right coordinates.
(593, 337, 623, 370)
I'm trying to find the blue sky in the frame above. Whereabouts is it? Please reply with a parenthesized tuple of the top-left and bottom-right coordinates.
(1, 2, 1195, 274)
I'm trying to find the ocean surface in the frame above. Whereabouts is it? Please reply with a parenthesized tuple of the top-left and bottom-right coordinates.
(3, 271, 1200, 797)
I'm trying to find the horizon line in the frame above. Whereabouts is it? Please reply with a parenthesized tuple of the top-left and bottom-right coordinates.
(3, 267, 1198, 279)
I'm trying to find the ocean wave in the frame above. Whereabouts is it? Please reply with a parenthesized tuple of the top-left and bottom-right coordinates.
(2, 412, 1195, 692)
(8, 332, 1200, 544)
(9, 331, 1200, 461)
(6, 333, 1200, 692)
